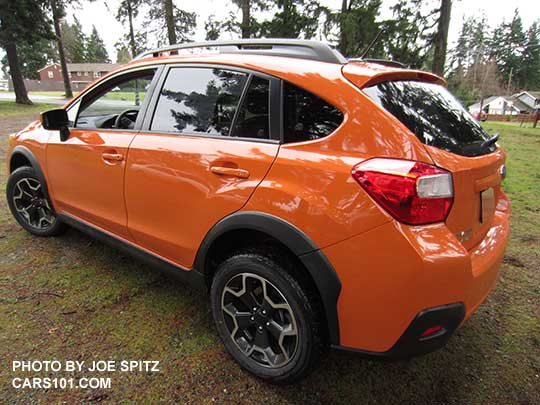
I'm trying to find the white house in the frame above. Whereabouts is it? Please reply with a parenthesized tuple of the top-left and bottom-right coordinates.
(468, 96, 521, 116)
(512, 91, 540, 111)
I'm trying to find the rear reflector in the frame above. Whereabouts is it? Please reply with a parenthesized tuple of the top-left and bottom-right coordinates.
(420, 325, 444, 338)
(351, 158, 453, 225)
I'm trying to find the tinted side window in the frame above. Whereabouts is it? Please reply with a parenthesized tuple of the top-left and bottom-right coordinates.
(151, 67, 248, 136)
(231, 76, 270, 139)
(74, 70, 155, 130)
(283, 82, 343, 143)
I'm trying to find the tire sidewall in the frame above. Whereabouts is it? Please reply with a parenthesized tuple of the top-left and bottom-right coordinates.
(6, 166, 63, 237)
(211, 253, 317, 383)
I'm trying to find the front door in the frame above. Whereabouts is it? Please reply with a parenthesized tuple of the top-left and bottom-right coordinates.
(46, 68, 158, 239)
(125, 66, 280, 267)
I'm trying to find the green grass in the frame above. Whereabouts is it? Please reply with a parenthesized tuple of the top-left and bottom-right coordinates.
(0, 118, 538, 402)
(0, 101, 58, 118)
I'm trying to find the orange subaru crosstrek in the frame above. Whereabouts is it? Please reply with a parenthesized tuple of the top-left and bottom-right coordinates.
(6, 40, 510, 383)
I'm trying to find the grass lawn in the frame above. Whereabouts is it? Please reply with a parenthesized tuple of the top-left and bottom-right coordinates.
(0, 101, 58, 119)
(0, 116, 538, 402)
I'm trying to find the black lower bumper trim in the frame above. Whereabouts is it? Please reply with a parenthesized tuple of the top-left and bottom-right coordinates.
(332, 302, 466, 359)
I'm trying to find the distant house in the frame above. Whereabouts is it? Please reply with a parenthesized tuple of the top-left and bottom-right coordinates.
(38, 63, 121, 85)
(513, 91, 540, 111)
(468, 96, 521, 116)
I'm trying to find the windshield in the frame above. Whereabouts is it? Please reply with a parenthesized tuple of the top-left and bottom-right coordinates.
(363, 81, 496, 157)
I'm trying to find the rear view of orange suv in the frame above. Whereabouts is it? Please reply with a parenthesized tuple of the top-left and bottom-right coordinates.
(6, 40, 510, 383)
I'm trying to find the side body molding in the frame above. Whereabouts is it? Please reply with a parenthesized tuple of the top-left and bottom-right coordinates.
(10, 146, 50, 199)
(195, 211, 342, 345)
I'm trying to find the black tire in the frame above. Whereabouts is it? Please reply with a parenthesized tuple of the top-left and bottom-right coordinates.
(210, 251, 323, 384)
(6, 166, 66, 237)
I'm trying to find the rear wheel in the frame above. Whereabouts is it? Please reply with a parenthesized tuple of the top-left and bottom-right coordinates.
(210, 252, 323, 384)
(6, 166, 65, 237)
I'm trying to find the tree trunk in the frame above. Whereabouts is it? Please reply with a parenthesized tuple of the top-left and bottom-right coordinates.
(5, 42, 32, 105)
(339, 0, 348, 56)
(432, 0, 452, 76)
(164, 0, 176, 44)
(127, 0, 137, 57)
(51, 0, 73, 99)
(241, 0, 251, 38)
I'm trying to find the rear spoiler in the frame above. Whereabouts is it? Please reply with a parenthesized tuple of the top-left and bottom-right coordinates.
(342, 62, 446, 89)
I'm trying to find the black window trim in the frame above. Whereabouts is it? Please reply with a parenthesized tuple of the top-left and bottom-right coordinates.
(141, 63, 281, 144)
(229, 74, 253, 137)
(66, 64, 165, 133)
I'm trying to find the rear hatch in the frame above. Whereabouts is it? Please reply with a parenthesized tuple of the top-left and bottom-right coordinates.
(353, 73, 505, 249)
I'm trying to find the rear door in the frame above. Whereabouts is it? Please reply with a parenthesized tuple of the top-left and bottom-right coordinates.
(125, 65, 280, 268)
(363, 80, 506, 249)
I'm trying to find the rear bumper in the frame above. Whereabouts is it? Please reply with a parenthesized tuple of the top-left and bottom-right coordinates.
(333, 302, 465, 358)
(323, 193, 510, 354)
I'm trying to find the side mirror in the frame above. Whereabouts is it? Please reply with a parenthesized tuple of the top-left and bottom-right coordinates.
(40, 109, 70, 141)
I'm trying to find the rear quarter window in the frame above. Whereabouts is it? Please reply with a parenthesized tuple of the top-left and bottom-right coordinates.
(363, 81, 496, 157)
(283, 82, 343, 143)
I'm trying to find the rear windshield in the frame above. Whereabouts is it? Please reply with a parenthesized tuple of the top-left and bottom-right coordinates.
(363, 81, 496, 157)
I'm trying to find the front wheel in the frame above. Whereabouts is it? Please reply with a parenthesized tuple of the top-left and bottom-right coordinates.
(210, 252, 324, 384)
(6, 166, 65, 237)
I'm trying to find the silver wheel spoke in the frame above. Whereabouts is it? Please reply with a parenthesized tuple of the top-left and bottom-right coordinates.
(221, 272, 299, 369)
(12, 177, 55, 230)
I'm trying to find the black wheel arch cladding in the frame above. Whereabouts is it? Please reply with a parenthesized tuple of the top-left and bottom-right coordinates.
(195, 211, 342, 345)
(10, 146, 50, 200)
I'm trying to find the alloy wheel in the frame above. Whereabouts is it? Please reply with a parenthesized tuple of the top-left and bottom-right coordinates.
(12, 177, 55, 230)
(221, 272, 299, 368)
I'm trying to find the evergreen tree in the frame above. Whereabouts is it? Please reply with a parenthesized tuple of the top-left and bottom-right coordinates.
(431, 0, 452, 76)
(117, 0, 146, 58)
(382, 0, 434, 69)
(1, 38, 56, 80)
(144, 0, 196, 46)
(448, 15, 488, 82)
(50, 0, 86, 98)
(62, 17, 88, 63)
(0, 0, 53, 104)
(447, 15, 504, 105)
(86, 26, 109, 62)
(115, 45, 132, 63)
(260, 0, 323, 39)
(324, 0, 383, 58)
(522, 21, 540, 90)
(205, 1, 268, 40)
(488, 9, 527, 91)
(204, 15, 223, 40)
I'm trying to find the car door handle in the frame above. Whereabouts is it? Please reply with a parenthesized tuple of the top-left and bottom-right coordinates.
(210, 166, 250, 179)
(102, 153, 124, 162)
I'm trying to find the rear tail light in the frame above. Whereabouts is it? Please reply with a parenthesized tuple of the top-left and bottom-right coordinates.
(351, 158, 453, 225)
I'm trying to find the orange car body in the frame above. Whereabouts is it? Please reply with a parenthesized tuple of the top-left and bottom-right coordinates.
(7, 51, 510, 355)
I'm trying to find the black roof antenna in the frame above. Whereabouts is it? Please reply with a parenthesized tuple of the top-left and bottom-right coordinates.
(359, 29, 385, 60)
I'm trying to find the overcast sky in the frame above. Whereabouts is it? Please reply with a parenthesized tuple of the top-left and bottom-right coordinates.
(70, 0, 540, 61)
(2, 0, 539, 74)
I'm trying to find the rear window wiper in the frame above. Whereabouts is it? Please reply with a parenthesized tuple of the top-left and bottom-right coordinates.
(481, 133, 499, 150)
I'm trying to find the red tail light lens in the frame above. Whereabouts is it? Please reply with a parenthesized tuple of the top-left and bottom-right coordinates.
(351, 158, 453, 225)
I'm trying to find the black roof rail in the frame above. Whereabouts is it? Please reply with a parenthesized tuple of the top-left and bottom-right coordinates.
(133, 39, 347, 64)
(349, 58, 407, 68)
